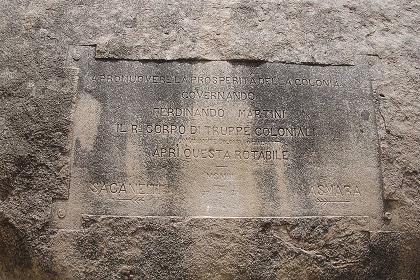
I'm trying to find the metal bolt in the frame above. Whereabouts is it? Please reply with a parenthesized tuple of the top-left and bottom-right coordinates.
(383, 211, 392, 220)
(72, 51, 81, 61)
(57, 208, 66, 219)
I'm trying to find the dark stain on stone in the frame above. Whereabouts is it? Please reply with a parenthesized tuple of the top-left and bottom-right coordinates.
(142, 61, 192, 215)
(254, 165, 280, 215)
(76, 233, 102, 260)
(247, 63, 282, 216)
(244, 220, 280, 280)
(364, 232, 420, 280)
(0, 214, 31, 274)
(123, 219, 191, 280)
(0, 154, 23, 201)
(260, 221, 272, 233)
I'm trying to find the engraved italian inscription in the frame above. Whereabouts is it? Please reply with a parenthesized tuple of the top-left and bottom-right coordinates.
(54, 50, 382, 228)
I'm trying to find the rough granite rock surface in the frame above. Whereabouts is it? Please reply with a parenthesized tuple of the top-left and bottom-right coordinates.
(0, 0, 419, 279)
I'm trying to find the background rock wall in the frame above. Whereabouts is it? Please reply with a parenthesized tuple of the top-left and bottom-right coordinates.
(0, 1, 419, 279)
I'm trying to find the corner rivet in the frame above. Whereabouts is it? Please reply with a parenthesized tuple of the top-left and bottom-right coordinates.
(72, 51, 81, 61)
(57, 208, 66, 219)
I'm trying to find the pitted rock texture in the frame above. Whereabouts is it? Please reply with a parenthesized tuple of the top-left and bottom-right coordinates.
(0, 0, 419, 279)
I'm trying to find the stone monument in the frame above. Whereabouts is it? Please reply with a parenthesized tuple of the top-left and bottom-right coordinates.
(0, 1, 419, 280)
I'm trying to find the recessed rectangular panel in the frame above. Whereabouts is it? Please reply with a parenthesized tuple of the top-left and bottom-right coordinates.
(54, 49, 383, 228)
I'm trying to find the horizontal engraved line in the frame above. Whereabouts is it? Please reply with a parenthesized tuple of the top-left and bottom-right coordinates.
(316, 198, 351, 203)
(81, 214, 370, 219)
(177, 138, 290, 143)
(317, 201, 351, 203)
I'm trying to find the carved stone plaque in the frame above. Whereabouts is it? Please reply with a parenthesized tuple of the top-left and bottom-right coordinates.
(54, 48, 382, 228)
